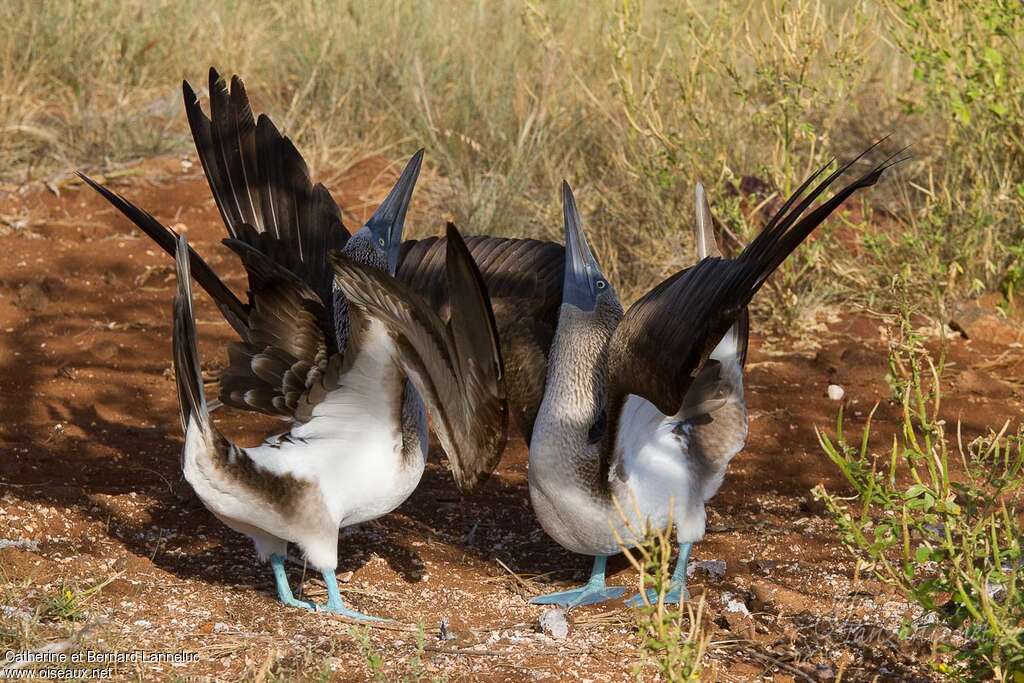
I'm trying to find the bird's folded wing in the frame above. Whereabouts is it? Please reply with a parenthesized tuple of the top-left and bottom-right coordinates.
(397, 234, 563, 439)
(333, 226, 509, 492)
(217, 239, 339, 422)
(602, 144, 901, 479)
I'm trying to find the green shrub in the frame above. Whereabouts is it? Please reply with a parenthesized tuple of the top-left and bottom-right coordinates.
(814, 297, 1024, 680)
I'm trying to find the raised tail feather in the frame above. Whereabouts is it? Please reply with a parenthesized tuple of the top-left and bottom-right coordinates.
(693, 182, 749, 367)
(173, 234, 211, 437)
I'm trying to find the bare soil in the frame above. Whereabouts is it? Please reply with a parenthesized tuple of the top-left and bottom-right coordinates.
(2, 157, 1023, 681)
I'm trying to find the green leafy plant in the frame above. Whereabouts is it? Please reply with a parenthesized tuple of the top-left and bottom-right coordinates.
(39, 574, 119, 623)
(880, 0, 1024, 302)
(814, 301, 1024, 680)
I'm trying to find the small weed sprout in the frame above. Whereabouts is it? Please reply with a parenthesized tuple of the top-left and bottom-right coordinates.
(349, 624, 444, 683)
(613, 500, 708, 682)
(352, 626, 387, 682)
(814, 304, 1024, 680)
(41, 584, 85, 622)
(40, 573, 119, 623)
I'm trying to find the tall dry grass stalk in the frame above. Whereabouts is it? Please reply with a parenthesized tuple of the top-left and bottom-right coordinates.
(1, 0, 1020, 318)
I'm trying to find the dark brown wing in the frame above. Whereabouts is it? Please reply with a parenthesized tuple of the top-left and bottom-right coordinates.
(397, 234, 564, 440)
(333, 225, 508, 492)
(218, 240, 336, 421)
(185, 68, 349, 333)
(603, 146, 900, 480)
(85, 69, 352, 420)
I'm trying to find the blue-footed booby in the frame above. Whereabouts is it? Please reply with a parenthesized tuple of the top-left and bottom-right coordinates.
(528, 145, 901, 607)
(83, 68, 564, 441)
(81, 69, 510, 619)
(164, 215, 503, 620)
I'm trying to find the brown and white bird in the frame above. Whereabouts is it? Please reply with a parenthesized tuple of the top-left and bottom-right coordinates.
(525, 146, 900, 607)
(82, 69, 512, 620)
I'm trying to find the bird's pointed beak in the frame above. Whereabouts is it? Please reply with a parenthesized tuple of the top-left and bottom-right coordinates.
(365, 149, 424, 273)
(561, 181, 602, 311)
(693, 181, 721, 259)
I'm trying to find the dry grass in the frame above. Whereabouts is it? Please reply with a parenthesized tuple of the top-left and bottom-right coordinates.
(2, 1, 1021, 318)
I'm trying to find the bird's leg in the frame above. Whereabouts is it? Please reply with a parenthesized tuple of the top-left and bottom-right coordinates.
(626, 542, 691, 607)
(316, 570, 382, 621)
(530, 555, 626, 608)
(270, 554, 315, 611)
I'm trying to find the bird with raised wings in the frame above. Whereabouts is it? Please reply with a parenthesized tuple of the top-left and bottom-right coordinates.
(525, 146, 901, 607)
(82, 69, 509, 620)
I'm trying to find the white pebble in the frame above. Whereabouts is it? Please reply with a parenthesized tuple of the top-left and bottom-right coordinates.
(827, 384, 845, 401)
(538, 608, 569, 640)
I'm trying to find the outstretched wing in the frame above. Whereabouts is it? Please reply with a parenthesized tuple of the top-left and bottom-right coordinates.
(333, 225, 509, 492)
(397, 234, 564, 441)
(84, 68, 355, 419)
(184, 67, 349, 329)
(602, 145, 901, 479)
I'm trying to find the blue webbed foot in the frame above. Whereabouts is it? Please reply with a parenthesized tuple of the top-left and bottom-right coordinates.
(625, 583, 688, 607)
(281, 595, 317, 611)
(530, 555, 624, 608)
(318, 570, 384, 622)
(531, 584, 626, 607)
(626, 542, 692, 608)
(317, 602, 384, 621)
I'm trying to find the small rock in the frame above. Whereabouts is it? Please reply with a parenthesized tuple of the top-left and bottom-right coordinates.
(1, 605, 31, 621)
(538, 608, 569, 640)
(826, 384, 845, 401)
(686, 559, 726, 580)
(949, 298, 1023, 345)
(750, 580, 816, 613)
(724, 597, 750, 616)
(719, 594, 756, 638)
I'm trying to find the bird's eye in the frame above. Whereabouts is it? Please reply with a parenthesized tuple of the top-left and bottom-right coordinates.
(596, 280, 606, 290)
(378, 237, 386, 248)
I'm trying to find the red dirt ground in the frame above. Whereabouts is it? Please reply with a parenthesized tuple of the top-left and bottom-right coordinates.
(2, 156, 1023, 681)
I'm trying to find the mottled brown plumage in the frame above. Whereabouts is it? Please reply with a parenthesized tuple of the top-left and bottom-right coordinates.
(331, 225, 509, 492)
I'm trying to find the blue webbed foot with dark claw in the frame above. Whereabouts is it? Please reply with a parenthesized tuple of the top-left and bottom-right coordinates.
(317, 569, 383, 621)
(530, 555, 625, 608)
